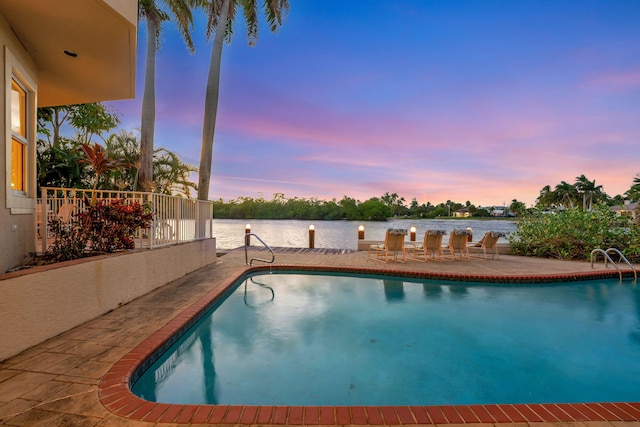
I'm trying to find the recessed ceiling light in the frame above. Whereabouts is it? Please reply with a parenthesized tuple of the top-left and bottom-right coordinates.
(63, 50, 78, 57)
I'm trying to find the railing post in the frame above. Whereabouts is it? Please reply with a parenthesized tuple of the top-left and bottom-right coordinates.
(195, 200, 201, 239)
(41, 187, 47, 255)
(210, 202, 214, 238)
(148, 193, 154, 249)
(174, 197, 181, 241)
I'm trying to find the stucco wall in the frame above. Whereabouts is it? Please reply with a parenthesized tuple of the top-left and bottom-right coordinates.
(0, 238, 217, 361)
(0, 13, 38, 274)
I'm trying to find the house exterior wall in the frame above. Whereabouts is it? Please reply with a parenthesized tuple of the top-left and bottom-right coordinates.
(0, 1, 137, 272)
(1, 14, 37, 273)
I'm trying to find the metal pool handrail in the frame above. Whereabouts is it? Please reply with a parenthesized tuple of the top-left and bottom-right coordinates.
(590, 248, 637, 282)
(606, 248, 637, 282)
(244, 233, 275, 266)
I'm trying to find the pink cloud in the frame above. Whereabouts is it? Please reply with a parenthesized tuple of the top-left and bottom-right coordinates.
(583, 69, 640, 92)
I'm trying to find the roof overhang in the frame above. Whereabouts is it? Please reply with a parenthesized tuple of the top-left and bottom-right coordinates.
(0, 0, 137, 107)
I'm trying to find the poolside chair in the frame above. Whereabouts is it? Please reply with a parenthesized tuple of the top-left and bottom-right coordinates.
(469, 231, 503, 259)
(368, 228, 407, 263)
(56, 203, 76, 224)
(409, 230, 445, 262)
(443, 229, 471, 261)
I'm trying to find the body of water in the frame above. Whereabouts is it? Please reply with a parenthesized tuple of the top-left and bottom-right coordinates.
(213, 218, 517, 250)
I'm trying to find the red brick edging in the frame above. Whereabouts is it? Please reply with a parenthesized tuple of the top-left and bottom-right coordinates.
(98, 266, 640, 424)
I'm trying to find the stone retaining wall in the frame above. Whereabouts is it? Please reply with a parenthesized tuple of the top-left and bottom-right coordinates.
(0, 238, 216, 361)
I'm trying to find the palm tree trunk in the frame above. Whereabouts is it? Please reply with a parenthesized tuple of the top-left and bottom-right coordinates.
(197, 0, 230, 201)
(139, 16, 158, 191)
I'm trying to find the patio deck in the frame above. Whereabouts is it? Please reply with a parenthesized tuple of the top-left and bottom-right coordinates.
(0, 249, 637, 426)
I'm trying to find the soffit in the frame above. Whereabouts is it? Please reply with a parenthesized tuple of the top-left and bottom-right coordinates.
(0, 0, 137, 107)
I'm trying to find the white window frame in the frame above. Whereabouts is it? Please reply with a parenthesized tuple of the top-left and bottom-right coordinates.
(4, 47, 37, 213)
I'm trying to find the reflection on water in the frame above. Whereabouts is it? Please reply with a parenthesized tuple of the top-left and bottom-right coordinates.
(383, 279, 405, 301)
(132, 273, 640, 406)
(213, 218, 517, 249)
(243, 277, 275, 307)
(423, 283, 443, 298)
(448, 284, 469, 296)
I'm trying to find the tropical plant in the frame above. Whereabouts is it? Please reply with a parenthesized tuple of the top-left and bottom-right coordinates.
(536, 185, 556, 209)
(138, 0, 198, 190)
(574, 174, 606, 211)
(153, 148, 198, 196)
(78, 143, 128, 204)
(105, 130, 142, 190)
(37, 139, 89, 189)
(553, 181, 577, 209)
(624, 173, 640, 202)
(509, 199, 527, 216)
(509, 206, 640, 262)
(78, 198, 154, 252)
(38, 103, 119, 148)
(42, 216, 90, 263)
(196, 0, 290, 201)
(39, 197, 154, 263)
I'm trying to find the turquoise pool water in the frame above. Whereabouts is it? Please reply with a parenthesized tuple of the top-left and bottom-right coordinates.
(131, 272, 640, 406)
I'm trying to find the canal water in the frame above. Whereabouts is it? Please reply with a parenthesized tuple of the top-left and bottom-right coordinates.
(213, 218, 517, 250)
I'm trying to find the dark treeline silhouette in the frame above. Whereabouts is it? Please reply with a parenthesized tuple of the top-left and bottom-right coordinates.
(213, 173, 640, 221)
(212, 192, 497, 220)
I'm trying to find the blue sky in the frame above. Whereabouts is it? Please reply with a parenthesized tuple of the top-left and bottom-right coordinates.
(108, 0, 640, 206)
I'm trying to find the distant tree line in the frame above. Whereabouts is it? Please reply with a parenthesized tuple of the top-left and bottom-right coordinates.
(214, 174, 640, 221)
(535, 174, 640, 210)
(213, 192, 505, 221)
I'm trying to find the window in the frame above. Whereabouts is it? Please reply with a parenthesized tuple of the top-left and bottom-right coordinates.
(5, 46, 36, 212)
(11, 79, 27, 193)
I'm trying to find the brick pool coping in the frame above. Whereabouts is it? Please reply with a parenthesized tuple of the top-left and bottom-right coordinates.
(98, 266, 640, 425)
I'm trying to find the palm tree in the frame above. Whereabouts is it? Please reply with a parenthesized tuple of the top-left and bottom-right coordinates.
(554, 181, 577, 209)
(574, 174, 605, 211)
(105, 130, 142, 190)
(138, 0, 197, 191)
(536, 185, 556, 209)
(153, 148, 198, 196)
(624, 173, 640, 202)
(196, 0, 290, 201)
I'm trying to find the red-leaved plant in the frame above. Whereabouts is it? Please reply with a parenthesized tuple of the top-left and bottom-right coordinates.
(78, 197, 153, 252)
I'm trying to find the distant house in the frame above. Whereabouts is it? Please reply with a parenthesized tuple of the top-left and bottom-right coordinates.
(481, 206, 510, 217)
(0, 1, 137, 272)
(611, 201, 639, 219)
(454, 208, 472, 218)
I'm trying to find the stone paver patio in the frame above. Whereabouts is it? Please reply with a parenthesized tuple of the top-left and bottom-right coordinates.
(0, 249, 638, 426)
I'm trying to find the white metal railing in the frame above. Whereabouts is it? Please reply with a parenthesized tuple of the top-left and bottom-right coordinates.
(590, 247, 638, 282)
(38, 187, 213, 253)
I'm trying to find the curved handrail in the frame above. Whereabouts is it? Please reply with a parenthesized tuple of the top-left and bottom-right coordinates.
(244, 233, 275, 266)
(590, 248, 622, 281)
(605, 248, 637, 282)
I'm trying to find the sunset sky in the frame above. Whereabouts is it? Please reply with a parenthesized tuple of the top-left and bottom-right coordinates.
(108, 0, 640, 207)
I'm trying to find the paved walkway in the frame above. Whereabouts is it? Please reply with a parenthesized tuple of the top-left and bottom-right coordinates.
(0, 249, 637, 426)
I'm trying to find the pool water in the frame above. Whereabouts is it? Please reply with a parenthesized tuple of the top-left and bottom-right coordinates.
(131, 272, 640, 406)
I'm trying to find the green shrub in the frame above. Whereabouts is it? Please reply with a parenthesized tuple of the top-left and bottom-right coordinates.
(508, 206, 640, 262)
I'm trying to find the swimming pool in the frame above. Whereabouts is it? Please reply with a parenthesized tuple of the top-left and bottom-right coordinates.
(130, 270, 640, 407)
(100, 266, 640, 425)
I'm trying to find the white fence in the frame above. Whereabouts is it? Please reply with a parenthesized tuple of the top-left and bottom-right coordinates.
(38, 187, 213, 253)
